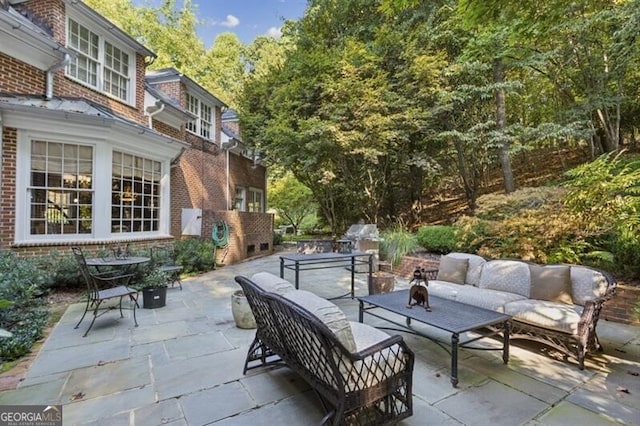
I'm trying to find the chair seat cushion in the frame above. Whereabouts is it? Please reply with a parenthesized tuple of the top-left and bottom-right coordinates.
(343, 322, 407, 390)
(504, 300, 584, 334)
(429, 281, 526, 313)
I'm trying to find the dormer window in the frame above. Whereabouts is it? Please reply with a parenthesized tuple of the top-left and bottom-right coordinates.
(186, 93, 213, 140)
(66, 18, 132, 103)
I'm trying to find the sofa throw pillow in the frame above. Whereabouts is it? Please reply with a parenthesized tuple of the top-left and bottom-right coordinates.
(529, 264, 573, 305)
(436, 256, 469, 285)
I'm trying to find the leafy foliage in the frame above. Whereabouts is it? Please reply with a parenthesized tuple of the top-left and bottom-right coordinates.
(174, 239, 215, 273)
(268, 173, 318, 235)
(379, 224, 420, 267)
(0, 252, 49, 361)
(416, 225, 458, 254)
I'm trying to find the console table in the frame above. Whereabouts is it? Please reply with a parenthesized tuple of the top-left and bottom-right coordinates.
(279, 251, 373, 299)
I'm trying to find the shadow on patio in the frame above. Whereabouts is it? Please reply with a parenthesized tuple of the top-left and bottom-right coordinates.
(0, 251, 638, 425)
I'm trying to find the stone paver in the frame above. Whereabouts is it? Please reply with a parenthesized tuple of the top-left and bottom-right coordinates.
(1, 250, 638, 425)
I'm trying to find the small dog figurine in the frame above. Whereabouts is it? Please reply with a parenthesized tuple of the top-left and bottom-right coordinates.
(407, 267, 431, 311)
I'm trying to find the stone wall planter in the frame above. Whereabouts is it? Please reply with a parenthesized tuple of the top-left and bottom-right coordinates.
(231, 290, 256, 329)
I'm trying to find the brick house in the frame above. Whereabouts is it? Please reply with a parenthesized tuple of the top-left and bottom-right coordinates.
(0, 0, 272, 262)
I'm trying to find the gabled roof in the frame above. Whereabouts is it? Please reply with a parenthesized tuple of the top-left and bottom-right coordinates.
(63, 0, 155, 59)
(146, 68, 227, 108)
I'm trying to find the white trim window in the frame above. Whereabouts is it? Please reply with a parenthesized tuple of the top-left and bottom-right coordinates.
(234, 187, 246, 211)
(186, 93, 213, 139)
(247, 188, 264, 213)
(66, 18, 132, 103)
(111, 152, 161, 233)
(29, 140, 94, 235)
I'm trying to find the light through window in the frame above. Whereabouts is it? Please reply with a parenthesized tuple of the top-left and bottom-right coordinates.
(111, 152, 161, 233)
(29, 141, 93, 235)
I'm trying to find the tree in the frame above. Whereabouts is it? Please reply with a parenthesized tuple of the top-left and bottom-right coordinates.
(268, 173, 317, 235)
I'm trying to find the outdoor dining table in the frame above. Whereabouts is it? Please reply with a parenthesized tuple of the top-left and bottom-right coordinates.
(85, 256, 151, 274)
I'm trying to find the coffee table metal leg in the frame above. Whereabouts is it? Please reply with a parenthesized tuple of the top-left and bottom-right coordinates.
(451, 333, 459, 387)
(359, 300, 364, 322)
(503, 321, 510, 364)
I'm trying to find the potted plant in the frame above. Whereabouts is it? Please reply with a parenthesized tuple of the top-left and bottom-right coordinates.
(138, 269, 170, 309)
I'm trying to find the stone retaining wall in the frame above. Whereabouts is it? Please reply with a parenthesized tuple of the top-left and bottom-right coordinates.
(393, 255, 639, 325)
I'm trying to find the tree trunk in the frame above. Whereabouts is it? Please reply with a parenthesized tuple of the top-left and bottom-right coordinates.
(494, 58, 515, 193)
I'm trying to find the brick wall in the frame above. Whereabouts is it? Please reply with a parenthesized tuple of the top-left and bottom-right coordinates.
(601, 284, 640, 326)
(0, 128, 17, 250)
(395, 255, 639, 325)
(202, 210, 273, 264)
(9, 237, 175, 259)
(0, 53, 46, 93)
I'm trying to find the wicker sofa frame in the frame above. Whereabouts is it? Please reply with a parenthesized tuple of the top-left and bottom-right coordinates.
(425, 259, 617, 370)
(235, 275, 414, 426)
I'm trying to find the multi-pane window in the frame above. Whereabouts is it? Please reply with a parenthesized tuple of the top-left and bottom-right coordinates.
(29, 141, 93, 235)
(248, 188, 264, 213)
(67, 18, 131, 102)
(111, 152, 161, 233)
(104, 42, 129, 100)
(186, 93, 213, 140)
(67, 19, 98, 87)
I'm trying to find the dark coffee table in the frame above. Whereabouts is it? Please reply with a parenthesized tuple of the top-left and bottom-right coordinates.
(358, 289, 511, 387)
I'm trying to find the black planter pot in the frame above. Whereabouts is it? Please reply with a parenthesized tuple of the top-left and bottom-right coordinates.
(142, 286, 167, 309)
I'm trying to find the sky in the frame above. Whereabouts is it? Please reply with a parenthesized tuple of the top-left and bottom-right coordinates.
(136, 0, 308, 46)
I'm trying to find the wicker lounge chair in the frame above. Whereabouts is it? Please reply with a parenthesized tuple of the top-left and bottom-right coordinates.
(235, 274, 414, 426)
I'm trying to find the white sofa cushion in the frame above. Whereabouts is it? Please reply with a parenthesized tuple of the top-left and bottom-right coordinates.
(429, 280, 527, 313)
(571, 266, 609, 306)
(436, 256, 468, 284)
(283, 290, 357, 353)
(504, 300, 583, 334)
(479, 260, 531, 297)
(446, 253, 486, 286)
(251, 272, 295, 295)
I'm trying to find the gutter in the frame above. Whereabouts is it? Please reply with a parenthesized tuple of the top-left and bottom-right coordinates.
(147, 102, 165, 128)
(222, 139, 239, 210)
(45, 53, 71, 100)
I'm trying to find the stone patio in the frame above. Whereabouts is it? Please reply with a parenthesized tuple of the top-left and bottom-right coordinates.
(0, 251, 638, 425)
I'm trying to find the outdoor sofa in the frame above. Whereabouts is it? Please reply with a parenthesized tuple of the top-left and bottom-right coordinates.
(425, 252, 617, 369)
(234, 272, 414, 426)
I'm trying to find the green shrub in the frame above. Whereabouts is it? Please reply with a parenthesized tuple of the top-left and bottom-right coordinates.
(273, 232, 283, 246)
(416, 225, 458, 254)
(379, 225, 419, 267)
(0, 251, 50, 361)
(174, 238, 215, 273)
(36, 251, 83, 290)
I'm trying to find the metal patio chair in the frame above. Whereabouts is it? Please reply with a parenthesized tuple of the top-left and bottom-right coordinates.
(72, 247, 139, 337)
(152, 245, 184, 290)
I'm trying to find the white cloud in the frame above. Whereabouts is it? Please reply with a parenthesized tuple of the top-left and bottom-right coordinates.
(220, 15, 240, 28)
(266, 26, 282, 38)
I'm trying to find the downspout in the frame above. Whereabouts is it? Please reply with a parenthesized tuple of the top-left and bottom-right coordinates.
(45, 54, 71, 100)
(147, 102, 165, 128)
(224, 140, 239, 210)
